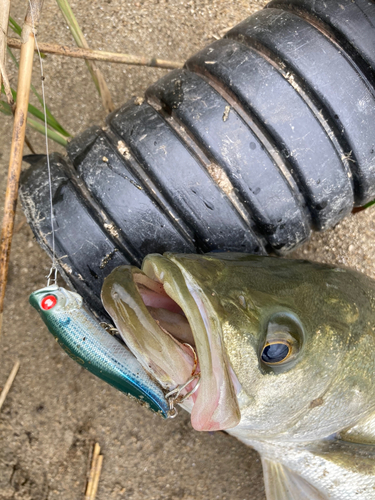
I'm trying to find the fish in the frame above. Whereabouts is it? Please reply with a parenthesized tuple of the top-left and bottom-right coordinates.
(29, 284, 170, 417)
(101, 252, 375, 500)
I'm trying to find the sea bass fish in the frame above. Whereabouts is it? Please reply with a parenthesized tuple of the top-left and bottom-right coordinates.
(29, 284, 170, 416)
(101, 253, 375, 500)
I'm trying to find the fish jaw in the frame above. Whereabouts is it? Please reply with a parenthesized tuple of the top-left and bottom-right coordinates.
(101, 266, 196, 390)
(102, 255, 241, 432)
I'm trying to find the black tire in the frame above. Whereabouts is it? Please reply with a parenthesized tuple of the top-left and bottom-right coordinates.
(20, 0, 375, 319)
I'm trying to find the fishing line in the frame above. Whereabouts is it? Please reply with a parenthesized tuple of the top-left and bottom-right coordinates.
(27, 0, 57, 286)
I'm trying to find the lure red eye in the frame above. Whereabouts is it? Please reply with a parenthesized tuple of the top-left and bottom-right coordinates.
(41, 295, 57, 310)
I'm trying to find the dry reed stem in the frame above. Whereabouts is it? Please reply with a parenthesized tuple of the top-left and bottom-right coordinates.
(85, 443, 103, 500)
(0, 0, 11, 97)
(0, 360, 20, 411)
(90, 455, 103, 499)
(14, 218, 26, 233)
(24, 135, 36, 154)
(55, 0, 114, 113)
(7, 37, 184, 69)
(0, 58, 14, 106)
(0, 53, 35, 153)
(0, 0, 43, 337)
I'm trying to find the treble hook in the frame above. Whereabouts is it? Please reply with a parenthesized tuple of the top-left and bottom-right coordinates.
(165, 342, 201, 418)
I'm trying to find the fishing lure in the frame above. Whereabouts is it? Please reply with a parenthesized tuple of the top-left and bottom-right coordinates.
(29, 284, 170, 416)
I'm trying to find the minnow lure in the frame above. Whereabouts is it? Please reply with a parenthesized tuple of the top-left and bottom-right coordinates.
(29, 285, 170, 416)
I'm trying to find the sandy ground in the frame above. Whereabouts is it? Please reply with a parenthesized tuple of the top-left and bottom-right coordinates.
(0, 0, 375, 499)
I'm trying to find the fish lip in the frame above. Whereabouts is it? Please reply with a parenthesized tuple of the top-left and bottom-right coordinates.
(101, 265, 196, 392)
(101, 256, 241, 430)
(141, 254, 241, 431)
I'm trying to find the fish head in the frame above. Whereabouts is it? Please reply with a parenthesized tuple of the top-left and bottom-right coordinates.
(30, 285, 83, 315)
(102, 253, 375, 440)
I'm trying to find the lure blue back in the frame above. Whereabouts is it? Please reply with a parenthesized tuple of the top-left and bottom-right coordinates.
(29, 285, 169, 416)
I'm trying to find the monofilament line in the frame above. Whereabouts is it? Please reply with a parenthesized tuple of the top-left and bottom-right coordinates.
(28, 0, 57, 284)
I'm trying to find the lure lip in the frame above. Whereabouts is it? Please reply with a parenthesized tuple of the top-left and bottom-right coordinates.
(29, 285, 171, 417)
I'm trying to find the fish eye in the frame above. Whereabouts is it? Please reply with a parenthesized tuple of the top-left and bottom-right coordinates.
(261, 341, 292, 365)
(259, 312, 304, 369)
(41, 294, 57, 310)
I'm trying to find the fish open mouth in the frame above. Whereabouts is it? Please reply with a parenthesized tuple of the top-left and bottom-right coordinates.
(101, 253, 241, 431)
